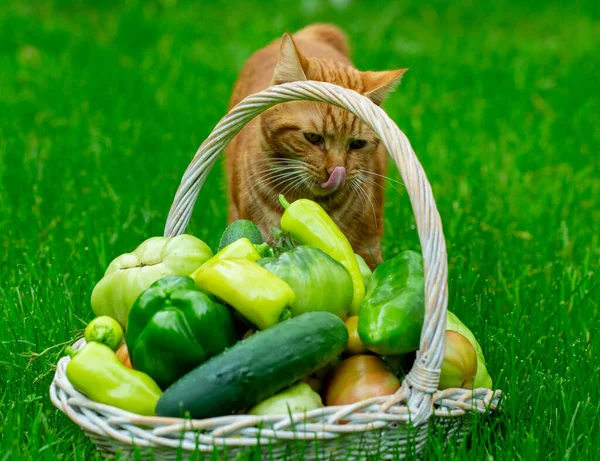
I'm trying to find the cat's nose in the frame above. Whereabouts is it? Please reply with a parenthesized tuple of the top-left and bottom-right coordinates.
(321, 166, 346, 190)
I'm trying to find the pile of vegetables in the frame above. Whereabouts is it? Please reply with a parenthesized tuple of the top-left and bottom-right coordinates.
(65, 195, 493, 419)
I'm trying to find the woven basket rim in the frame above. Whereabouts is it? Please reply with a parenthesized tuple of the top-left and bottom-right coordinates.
(50, 338, 502, 450)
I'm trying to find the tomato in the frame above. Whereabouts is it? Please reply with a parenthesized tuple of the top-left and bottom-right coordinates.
(446, 311, 492, 388)
(115, 342, 133, 369)
(438, 330, 478, 390)
(84, 316, 124, 351)
(258, 246, 353, 319)
(324, 355, 400, 406)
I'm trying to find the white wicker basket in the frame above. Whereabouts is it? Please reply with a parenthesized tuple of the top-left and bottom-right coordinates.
(50, 80, 501, 460)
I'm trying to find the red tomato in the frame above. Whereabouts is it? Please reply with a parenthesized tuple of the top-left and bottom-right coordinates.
(324, 355, 400, 406)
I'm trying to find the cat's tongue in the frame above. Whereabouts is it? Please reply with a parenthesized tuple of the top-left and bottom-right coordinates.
(321, 166, 346, 191)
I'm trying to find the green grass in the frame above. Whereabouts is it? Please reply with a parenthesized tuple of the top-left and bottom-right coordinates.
(1, 0, 599, 459)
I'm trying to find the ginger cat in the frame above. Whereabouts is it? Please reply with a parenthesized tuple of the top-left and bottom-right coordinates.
(225, 24, 406, 268)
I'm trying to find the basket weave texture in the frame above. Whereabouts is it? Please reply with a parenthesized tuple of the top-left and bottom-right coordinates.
(50, 81, 502, 460)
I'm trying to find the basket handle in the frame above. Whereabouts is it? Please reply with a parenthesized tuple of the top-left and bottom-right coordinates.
(164, 80, 448, 425)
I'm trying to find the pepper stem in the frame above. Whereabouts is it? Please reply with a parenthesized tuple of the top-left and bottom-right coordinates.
(278, 194, 291, 209)
(279, 308, 292, 322)
(254, 243, 271, 257)
(64, 345, 79, 358)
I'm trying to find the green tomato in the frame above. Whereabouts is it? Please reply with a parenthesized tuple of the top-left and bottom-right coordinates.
(84, 316, 124, 350)
(91, 235, 213, 327)
(257, 246, 353, 319)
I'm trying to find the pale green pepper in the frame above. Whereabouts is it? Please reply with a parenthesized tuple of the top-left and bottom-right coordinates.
(211, 238, 270, 262)
(91, 234, 214, 327)
(249, 382, 323, 415)
(190, 238, 268, 283)
(192, 258, 295, 330)
(65, 342, 162, 416)
(279, 195, 365, 315)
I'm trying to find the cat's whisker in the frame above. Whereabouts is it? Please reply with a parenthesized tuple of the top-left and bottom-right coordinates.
(295, 176, 314, 196)
(348, 180, 373, 224)
(253, 175, 295, 190)
(280, 174, 310, 197)
(248, 163, 313, 199)
(358, 169, 404, 194)
(349, 179, 366, 209)
(254, 159, 306, 170)
(256, 157, 307, 163)
(264, 162, 307, 170)
(358, 169, 404, 186)
(252, 170, 305, 189)
(254, 167, 302, 179)
(351, 177, 378, 228)
(254, 159, 309, 173)
(253, 160, 313, 186)
(358, 173, 403, 195)
(285, 170, 313, 195)
(254, 163, 304, 173)
(350, 174, 386, 191)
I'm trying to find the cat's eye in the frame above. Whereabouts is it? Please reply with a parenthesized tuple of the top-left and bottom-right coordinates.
(304, 133, 324, 145)
(349, 139, 367, 150)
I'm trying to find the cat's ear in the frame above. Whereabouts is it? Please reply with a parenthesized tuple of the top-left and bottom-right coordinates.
(362, 69, 408, 105)
(271, 32, 309, 85)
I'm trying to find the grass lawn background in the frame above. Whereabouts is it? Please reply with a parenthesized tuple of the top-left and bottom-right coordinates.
(1, 0, 599, 459)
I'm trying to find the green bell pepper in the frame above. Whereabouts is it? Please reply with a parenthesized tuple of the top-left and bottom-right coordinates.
(192, 258, 295, 330)
(279, 195, 365, 316)
(125, 275, 237, 390)
(65, 342, 162, 416)
(358, 250, 425, 355)
(257, 246, 352, 319)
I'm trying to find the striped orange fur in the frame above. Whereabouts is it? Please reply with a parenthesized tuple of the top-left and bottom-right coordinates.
(225, 24, 407, 268)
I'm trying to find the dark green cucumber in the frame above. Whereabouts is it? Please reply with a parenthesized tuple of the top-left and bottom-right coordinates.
(217, 220, 264, 252)
(156, 312, 348, 419)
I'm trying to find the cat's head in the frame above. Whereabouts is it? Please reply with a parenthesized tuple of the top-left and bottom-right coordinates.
(259, 32, 406, 199)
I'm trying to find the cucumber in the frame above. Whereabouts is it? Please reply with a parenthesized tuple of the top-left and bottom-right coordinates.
(218, 220, 264, 252)
(156, 312, 348, 419)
